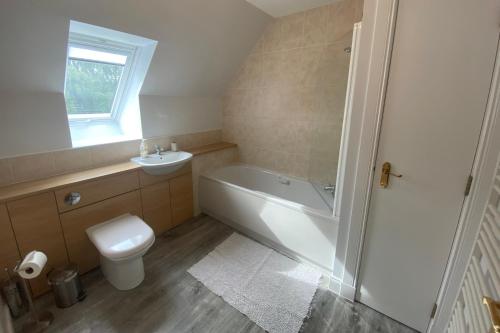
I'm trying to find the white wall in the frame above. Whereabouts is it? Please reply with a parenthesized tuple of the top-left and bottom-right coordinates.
(0, 2, 68, 93)
(0, 92, 72, 157)
(140, 96, 222, 139)
(0, 0, 271, 158)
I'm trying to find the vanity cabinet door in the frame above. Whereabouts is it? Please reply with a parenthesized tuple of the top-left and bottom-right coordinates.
(141, 181, 173, 235)
(59, 190, 143, 274)
(170, 173, 194, 227)
(8, 193, 69, 296)
(0, 204, 21, 283)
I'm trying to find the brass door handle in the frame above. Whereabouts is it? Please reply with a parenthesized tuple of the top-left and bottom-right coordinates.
(483, 296, 500, 333)
(380, 162, 402, 188)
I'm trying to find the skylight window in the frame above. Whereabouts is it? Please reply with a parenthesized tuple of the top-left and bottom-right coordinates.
(68, 46, 128, 64)
(63, 21, 157, 147)
(65, 46, 127, 119)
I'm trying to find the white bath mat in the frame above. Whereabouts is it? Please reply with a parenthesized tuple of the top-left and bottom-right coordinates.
(188, 233, 322, 333)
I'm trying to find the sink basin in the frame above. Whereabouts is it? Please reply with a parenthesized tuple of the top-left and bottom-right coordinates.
(131, 151, 193, 175)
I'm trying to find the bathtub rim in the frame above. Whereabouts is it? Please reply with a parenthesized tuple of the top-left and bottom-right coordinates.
(200, 163, 338, 222)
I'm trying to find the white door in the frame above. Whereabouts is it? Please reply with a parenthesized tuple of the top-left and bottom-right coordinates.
(357, 0, 500, 332)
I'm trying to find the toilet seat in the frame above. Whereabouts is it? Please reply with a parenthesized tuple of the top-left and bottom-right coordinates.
(86, 214, 155, 261)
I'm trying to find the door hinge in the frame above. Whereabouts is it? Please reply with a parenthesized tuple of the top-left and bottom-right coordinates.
(431, 303, 438, 319)
(464, 175, 473, 196)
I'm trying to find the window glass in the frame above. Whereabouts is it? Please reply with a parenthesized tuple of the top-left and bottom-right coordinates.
(64, 58, 124, 116)
(64, 47, 126, 117)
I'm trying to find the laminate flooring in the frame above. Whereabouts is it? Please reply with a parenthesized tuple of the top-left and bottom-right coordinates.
(15, 216, 417, 333)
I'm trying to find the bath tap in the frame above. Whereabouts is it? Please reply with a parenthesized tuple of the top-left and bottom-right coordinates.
(324, 184, 335, 193)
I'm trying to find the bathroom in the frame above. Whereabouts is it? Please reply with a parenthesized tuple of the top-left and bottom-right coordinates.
(0, 0, 499, 333)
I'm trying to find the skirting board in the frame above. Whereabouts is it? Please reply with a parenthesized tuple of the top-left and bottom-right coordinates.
(201, 208, 356, 300)
(328, 276, 356, 301)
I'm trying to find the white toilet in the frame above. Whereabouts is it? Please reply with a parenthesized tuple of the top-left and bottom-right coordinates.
(86, 214, 155, 290)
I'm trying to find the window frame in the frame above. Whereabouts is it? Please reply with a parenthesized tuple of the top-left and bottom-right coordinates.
(64, 33, 138, 122)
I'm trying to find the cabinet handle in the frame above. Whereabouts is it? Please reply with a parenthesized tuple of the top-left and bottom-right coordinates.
(64, 192, 81, 206)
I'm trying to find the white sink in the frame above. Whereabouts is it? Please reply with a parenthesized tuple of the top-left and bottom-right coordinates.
(131, 151, 193, 175)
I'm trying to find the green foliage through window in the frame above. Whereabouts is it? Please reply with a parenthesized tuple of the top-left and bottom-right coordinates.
(64, 59, 124, 115)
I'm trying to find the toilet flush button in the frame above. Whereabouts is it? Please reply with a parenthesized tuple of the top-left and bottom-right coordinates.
(64, 192, 81, 206)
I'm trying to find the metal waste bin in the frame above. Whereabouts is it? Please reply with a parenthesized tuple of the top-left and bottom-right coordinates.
(47, 263, 86, 308)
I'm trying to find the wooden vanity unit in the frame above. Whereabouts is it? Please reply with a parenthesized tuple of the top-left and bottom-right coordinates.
(0, 161, 194, 297)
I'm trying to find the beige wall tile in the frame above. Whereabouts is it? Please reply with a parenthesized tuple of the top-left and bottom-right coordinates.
(240, 90, 262, 118)
(90, 140, 141, 167)
(315, 83, 348, 124)
(300, 46, 324, 87)
(222, 0, 362, 183)
(261, 21, 282, 52)
(261, 51, 286, 88)
(223, 92, 245, 117)
(175, 132, 198, 149)
(253, 147, 276, 170)
(316, 41, 352, 88)
(238, 143, 259, 165)
(303, 6, 329, 47)
(259, 87, 285, 118)
(10, 153, 55, 183)
(327, 0, 359, 44)
(289, 155, 309, 179)
(52, 147, 92, 175)
(281, 86, 317, 122)
(145, 136, 172, 152)
(168, 129, 222, 151)
(203, 129, 223, 144)
(230, 53, 263, 91)
(174, 133, 195, 149)
(280, 12, 305, 50)
(250, 31, 266, 55)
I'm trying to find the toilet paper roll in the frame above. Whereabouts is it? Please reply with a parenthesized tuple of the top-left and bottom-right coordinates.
(17, 251, 47, 280)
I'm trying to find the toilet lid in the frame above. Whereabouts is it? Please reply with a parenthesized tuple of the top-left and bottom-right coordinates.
(86, 214, 155, 260)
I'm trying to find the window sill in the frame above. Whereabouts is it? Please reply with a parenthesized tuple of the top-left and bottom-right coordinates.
(69, 119, 139, 148)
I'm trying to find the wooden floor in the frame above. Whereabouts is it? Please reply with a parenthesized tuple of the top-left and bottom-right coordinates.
(17, 216, 416, 333)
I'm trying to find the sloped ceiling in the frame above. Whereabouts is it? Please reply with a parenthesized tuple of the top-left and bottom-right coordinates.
(245, 0, 338, 17)
(0, 0, 272, 96)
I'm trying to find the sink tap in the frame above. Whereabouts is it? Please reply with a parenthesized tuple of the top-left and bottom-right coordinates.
(154, 144, 163, 155)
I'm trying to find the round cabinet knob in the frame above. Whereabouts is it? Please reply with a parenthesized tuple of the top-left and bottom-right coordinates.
(64, 192, 81, 206)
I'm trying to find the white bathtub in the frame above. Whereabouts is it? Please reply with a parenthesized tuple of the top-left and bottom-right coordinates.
(199, 164, 338, 273)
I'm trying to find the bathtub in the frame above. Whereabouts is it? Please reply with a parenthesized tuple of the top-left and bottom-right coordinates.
(199, 164, 338, 273)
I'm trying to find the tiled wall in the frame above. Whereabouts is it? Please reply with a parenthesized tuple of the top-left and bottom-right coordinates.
(0, 129, 222, 187)
(222, 0, 362, 184)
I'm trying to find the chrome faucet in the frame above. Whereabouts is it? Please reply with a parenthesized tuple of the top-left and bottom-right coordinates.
(154, 144, 163, 155)
(324, 184, 336, 193)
